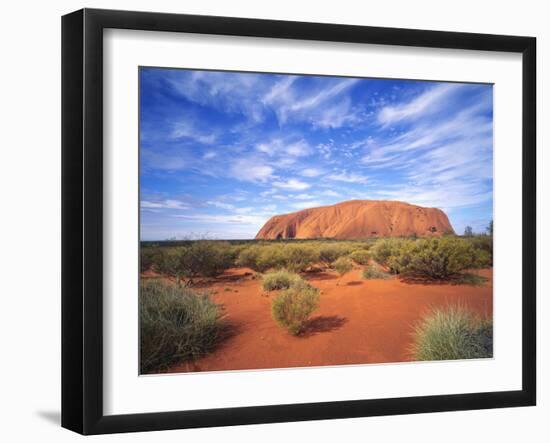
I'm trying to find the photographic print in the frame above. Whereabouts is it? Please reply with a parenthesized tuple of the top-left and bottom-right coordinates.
(139, 67, 493, 375)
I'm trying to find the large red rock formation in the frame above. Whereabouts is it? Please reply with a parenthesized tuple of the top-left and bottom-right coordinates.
(255, 200, 454, 240)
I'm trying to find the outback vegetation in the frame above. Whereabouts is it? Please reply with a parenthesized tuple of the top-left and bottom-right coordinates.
(139, 227, 493, 372)
(139, 279, 222, 373)
(262, 270, 305, 291)
(413, 305, 493, 361)
(362, 264, 392, 280)
(141, 232, 493, 283)
(271, 280, 320, 335)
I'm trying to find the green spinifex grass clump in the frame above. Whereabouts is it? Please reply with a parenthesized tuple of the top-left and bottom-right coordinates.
(413, 305, 493, 361)
(262, 270, 304, 291)
(362, 264, 392, 280)
(140, 279, 221, 373)
(271, 280, 320, 335)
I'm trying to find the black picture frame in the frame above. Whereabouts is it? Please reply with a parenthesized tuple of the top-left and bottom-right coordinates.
(62, 8, 536, 435)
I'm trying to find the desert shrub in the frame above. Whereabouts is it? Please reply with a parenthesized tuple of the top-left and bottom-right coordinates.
(318, 244, 350, 265)
(152, 247, 186, 282)
(413, 306, 493, 361)
(362, 264, 392, 280)
(371, 238, 414, 273)
(140, 247, 161, 273)
(400, 237, 476, 279)
(235, 245, 261, 269)
(152, 242, 233, 284)
(468, 235, 493, 266)
(237, 244, 318, 273)
(333, 256, 353, 276)
(271, 280, 320, 335)
(262, 270, 304, 291)
(179, 241, 234, 280)
(471, 248, 492, 268)
(281, 244, 319, 272)
(140, 279, 221, 373)
(236, 244, 285, 272)
(349, 249, 371, 265)
(227, 243, 248, 262)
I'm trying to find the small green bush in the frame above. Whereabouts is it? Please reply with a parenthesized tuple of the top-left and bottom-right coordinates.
(333, 256, 353, 276)
(371, 238, 414, 273)
(140, 279, 221, 373)
(140, 247, 160, 273)
(180, 241, 234, 280)
(152, 247, 186, 282)
(151, 241, 233, 284)
(262, 270, 304, 291)
(236, 245, 284, 272)
(402, 237, 475, 279)
(413, 306, 493, 361)
(235, 245, 261, 269)
(467, 235, 493, 266)
(362, 264, 392, 280)
(282, 244, 319, 273)
(471, 248, 492, 268)
(349, 249, 371, 265)
(271, 280, 320, 335)
(236, 244, 318, 273)
(318, 244, 349, 265)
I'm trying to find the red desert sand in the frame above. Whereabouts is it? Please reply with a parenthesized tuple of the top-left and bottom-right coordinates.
(161, 267, 492, 373)
(255, 200, 455, 240)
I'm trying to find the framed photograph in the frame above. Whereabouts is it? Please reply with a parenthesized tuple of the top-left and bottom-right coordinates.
(62, 8, 536, 435)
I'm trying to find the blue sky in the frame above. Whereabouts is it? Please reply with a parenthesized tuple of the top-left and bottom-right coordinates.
(139, 67, 493, 240)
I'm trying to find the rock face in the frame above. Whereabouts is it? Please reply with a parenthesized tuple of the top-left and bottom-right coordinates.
(255, 200, 454, 240)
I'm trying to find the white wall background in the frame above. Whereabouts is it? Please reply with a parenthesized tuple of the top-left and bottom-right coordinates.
(0, 0, 546, 441)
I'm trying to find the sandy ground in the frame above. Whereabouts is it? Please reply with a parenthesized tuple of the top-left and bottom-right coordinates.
(159, 267, 493, 373)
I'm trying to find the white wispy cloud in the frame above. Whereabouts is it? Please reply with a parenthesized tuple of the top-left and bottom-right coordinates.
(293, 193, 317, 200)
(378, 83, 462, 125)
(266, 77, 359, 127)
(140, 200, 189, 210)
(262, 76, 297, 105)
(256, 138, 311, 157)
(230, 158, 274, 183)
(168, 70, 268, 123)
(322, 190, 341, 197)
(207, 201, 235, 210)
(312, 97, 360, 129)
(141, 148, 189, 171)
(300, 167, 324, 177)
(175, 213, 268, 225)
(327, 171, 369, 184)
(272, 178, 311, 191)
(290, 79, 358, 112)
(171, 120, 217, 144)
(361, 89, 493, 212)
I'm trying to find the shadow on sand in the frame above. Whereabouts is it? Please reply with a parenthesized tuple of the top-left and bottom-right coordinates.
(399, 272, 489, 287)
(346, 280, 363, 286)
(305, 272, 338, 282)
(301, 315, 347, 337)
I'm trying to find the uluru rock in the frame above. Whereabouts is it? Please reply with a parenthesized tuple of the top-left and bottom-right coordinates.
(255, 200, 454, 240)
